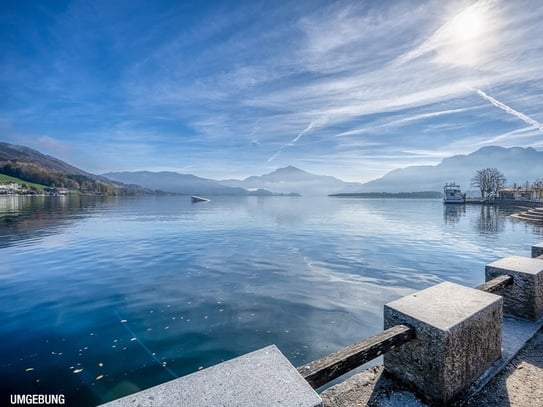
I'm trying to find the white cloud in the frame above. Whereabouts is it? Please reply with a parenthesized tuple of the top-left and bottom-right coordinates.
(4, 0, 543, 180)
(473, 88, 543, 132)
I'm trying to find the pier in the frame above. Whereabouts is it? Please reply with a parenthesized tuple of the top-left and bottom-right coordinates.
(101, 241, 543, 406)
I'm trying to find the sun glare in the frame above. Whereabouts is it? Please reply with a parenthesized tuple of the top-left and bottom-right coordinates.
(436, 2, 494, 67)
(451, 8, 484, 42)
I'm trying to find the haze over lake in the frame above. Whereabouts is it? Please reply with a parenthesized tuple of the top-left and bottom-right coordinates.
(1, 195, 542, 405)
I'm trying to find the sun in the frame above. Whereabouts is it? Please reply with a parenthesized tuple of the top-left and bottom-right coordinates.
(437, 2, 492, 67)
(450, 7, 485, 42)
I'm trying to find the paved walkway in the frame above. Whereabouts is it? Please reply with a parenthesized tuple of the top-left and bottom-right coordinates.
(466, 324, 543, 406)
(321, 326, 543, 407)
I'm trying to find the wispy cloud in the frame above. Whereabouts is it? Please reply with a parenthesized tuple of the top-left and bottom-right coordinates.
(267, 116, 328, 162)
(473, 88, 543, 132)
(2, 0, 543, 181)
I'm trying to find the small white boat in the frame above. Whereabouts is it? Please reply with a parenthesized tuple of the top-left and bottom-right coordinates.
(443, 183, 465, 204)
(191, 195, 210, 203)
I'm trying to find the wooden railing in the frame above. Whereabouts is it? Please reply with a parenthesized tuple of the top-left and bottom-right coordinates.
(296, 274, 513, 389)
(476, 274, 513, 293)
(297, 324, 415, 389)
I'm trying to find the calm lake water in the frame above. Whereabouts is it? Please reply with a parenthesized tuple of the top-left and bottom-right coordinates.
(1, 195, 542, 405)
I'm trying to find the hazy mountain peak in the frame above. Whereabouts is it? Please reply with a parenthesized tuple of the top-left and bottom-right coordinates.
(359, 146, 543, 193)
(221, 165, 360, 195)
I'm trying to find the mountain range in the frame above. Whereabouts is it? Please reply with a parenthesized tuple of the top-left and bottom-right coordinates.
(102, 171, 250, 196)
(358, 146, 543, 193)
(1, 142, 542, 196)
(218, 166, 362, 196)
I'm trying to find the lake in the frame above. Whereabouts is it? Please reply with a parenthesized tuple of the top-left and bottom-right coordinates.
(1, 195, 542, 405)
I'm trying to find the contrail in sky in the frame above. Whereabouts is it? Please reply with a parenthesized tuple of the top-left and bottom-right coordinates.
(267, 117, 328, 163)
(474, 88, 543, 132)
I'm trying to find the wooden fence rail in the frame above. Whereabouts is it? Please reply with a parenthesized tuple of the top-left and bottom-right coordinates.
(297, 324, 415, 389)
(475, 274, 513, 293)
(297, 274, 514, 390)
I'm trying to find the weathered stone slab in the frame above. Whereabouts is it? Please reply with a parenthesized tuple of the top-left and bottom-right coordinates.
(485, 255, 543, 320)
(100, 345, 322, 407)
(383, 282, 502, 404)
(532, 242, 543, 259)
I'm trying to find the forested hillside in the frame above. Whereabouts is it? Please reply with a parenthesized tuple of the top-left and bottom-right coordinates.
(0, 142, 146, 195)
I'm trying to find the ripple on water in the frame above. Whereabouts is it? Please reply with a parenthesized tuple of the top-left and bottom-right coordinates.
(1, 196, 542, 405)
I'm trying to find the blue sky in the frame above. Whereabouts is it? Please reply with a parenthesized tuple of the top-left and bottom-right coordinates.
(1, 0, 543, 182)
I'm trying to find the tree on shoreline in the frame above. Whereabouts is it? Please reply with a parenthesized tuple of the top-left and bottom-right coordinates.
(471, 168, 507, 197)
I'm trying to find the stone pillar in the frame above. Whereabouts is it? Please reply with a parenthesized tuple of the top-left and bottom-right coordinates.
(384, 282, 502, 404)
(485, 255, 543, 321)
(532, 242, 543, 259)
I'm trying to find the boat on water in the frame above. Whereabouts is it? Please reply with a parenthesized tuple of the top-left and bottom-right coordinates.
(191, 195, 210, 203)
(443, 183, 465, 204)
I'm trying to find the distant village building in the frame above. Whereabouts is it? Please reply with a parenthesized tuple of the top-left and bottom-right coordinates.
(0, 182, 21, 194)
(498, 188, 539, 201)
(44, 187, 69, 195)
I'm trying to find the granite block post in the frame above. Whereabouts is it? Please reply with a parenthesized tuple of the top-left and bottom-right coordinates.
(384, 282, 502, 404)
(532, 242, 543, 259)
(485, 255, 543, 321)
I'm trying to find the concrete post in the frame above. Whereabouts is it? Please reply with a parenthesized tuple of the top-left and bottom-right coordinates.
(532, 242, 543, 258)
(485, 255, 543, 321)
(383, 282, 502, 404)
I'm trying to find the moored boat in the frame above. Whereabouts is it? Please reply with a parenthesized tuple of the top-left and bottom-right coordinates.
(191, 195, 210, 203)
(443, 183, 465, 204)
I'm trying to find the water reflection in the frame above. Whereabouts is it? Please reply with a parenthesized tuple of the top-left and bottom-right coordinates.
(0, 195, 107, 248)
(473, 205, 505, 234)
(443, 204, 466, 225)
(442, 202, 543, 235)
